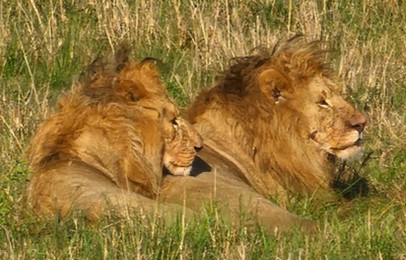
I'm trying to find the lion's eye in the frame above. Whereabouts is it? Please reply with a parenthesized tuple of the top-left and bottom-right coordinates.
(171, 118, 179, 130)
(317, 99, 330, 108)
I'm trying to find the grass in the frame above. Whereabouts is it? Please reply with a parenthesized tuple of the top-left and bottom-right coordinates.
(1, 0, 405, 258)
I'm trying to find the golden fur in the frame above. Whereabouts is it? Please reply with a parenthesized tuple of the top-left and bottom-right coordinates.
(184, 37, 366, 197)
(26, 46, 202, 220)
(159, 37, 366, 232)
(26, 38, 366, 233)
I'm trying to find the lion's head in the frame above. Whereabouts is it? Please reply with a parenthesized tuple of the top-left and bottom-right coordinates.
(112, 54, 203, 177)
(186, 37, 366, 196)
(164, 117, 203, 176)
(256, 44, 366, 161)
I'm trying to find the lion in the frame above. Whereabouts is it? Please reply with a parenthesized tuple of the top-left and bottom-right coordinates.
(159, 37, 366, 232)
(26, 45, 202, 221)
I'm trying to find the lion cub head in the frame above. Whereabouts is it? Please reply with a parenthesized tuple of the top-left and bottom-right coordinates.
(113, 55, 203, 176)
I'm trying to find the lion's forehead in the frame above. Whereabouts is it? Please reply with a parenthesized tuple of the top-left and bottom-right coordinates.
(311, 76, 342, 94)
(299, 76, 346, 105)
(169, 118, 202, 147)
(294, 76, 360, 119)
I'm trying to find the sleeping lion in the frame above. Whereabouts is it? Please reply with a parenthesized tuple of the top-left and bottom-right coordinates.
(26, 45, 202, 221)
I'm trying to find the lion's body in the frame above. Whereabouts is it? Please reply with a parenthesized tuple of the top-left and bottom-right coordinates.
(159, 37, 366, 231)
(160, 146, 316, 232)
(26, 47, 201, 220)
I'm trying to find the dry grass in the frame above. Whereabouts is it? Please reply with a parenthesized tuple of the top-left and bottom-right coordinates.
(0, 0, 405, 258)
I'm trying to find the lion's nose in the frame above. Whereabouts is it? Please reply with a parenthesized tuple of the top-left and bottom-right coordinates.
(194, 133, 203, 152)
(194, 143, 203, 152)
(347, 112, 367, 133)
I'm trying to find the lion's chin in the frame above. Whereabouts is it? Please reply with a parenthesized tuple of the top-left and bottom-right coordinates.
(329, 145, 363, 161)
(164, 164, 192, 176)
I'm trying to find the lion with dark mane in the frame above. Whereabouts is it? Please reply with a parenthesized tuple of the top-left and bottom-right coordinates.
(26, 45, 202, 221)
(159, 37, 366, 232)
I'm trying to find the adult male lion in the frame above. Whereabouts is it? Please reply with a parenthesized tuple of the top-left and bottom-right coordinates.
(160, 37, 366, 232)
(26, 46, 202, 221)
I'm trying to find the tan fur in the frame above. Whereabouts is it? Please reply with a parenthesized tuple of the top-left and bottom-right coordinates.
(159, 37, 366, 232)
(164, 118, 203, 176)
(26, 46, 202, 220)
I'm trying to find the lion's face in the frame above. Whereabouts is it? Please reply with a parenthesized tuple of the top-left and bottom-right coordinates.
(163, 117, 203, 176)
(142, 97, 203, 176)
(288, 76, 366, 160)
(126, 90, 202, 177)
(135, 91, 202, 177)
(255, 40, 367, 162)
(116, 60, 203, 177)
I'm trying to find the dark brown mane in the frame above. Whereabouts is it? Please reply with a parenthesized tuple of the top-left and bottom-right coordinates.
(79, 43, 131, 84)
(214, 37, 334, 97)
(71, 45, 163, 106)
(76, 45, 131, 104)
(215, 55, 270, 96)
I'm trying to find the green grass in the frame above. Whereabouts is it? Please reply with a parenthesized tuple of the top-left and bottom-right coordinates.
(1, 0, 405, 258)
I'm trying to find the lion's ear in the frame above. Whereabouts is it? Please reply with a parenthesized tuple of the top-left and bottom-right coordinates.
(139, 57, 163, 75)
(258, 69, 292, 103)
(114, 79, 148, 103)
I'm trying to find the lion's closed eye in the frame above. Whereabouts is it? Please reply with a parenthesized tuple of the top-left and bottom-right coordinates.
(317, 98, 330, 108)
(171, 118, 179, 130)
(163, 118, 202, 176)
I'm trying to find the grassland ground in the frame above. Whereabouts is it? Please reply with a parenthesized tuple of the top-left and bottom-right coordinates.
(1, 0, 405, 258)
